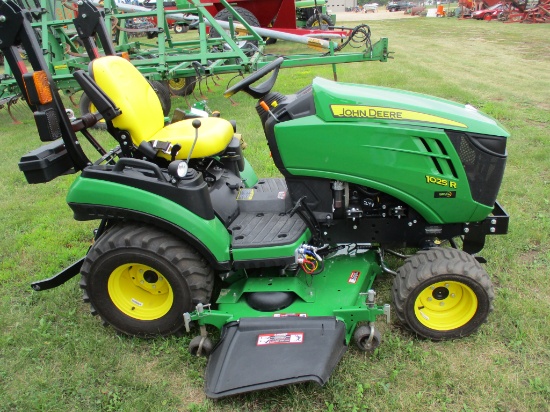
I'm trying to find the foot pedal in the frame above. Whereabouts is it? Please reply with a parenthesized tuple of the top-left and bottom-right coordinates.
(205, 317, 347, 398)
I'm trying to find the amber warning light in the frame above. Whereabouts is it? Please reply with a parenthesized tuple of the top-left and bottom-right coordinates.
(23, 71, 53, 105)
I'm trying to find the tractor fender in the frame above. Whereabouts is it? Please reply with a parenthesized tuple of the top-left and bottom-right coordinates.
(66, 176, 231, 270)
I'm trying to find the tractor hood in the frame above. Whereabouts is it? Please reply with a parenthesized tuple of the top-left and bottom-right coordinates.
(313, 78, 509, 137)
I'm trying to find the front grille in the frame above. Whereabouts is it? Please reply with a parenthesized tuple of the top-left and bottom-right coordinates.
(447, 131, 507, 207)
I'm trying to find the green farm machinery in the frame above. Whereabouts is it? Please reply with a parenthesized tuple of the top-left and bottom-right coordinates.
(0, 0, 384, 122)
(1, 0, 508, 398)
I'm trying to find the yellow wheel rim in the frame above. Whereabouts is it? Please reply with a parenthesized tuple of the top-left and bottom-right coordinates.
(169, 78, 185, 92)
(414, 281, 478, 331)
(108, 263, 174, 321)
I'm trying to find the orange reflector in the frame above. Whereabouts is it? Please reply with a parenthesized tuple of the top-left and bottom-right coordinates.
(121, 52, 130, 61)
(32, 71, 53, 104)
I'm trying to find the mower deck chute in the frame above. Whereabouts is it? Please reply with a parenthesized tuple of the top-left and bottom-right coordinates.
(204, 317, 347, 398)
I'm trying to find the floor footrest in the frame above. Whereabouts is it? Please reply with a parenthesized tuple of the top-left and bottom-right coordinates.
(229, 211, 306, 249)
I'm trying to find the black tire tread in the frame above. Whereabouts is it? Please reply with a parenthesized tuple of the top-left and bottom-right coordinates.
(305, 14, 334, 29)
(209, 7, 260, 39)
(148, 80, 172, 116)
(392, 247, 494, 340)
(80, 223, 214, 336)
(79, 93, 107, 130)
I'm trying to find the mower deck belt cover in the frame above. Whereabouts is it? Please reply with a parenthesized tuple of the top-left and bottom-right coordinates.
(205, 317, 347, 398)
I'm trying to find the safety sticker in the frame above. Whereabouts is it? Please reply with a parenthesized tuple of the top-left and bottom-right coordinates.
(277, 191, 286, 199)
(257, 332, 304, 346)
(348, 271, 361, 284)
(131, 298, 143, 307)
(273, 313, 307, 318)
(236, 189, 254, 200)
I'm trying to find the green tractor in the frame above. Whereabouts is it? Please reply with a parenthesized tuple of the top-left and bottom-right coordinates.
(1, 0, 508, 398)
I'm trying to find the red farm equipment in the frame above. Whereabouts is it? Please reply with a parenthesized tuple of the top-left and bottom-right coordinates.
(142, 0, 341, 36)
(505, 0, 550, 23)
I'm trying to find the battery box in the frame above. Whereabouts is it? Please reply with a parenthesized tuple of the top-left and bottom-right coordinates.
(18, 139, 74, 184)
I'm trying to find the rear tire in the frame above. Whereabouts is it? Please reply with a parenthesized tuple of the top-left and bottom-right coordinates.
(392, 247, 494, 340)
(80, 223, 214, 337)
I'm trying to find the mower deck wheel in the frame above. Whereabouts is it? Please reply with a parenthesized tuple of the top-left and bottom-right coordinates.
(392, 247, 494, 340)
(189, 335, 213, 357)
(354, 325, 381, 352)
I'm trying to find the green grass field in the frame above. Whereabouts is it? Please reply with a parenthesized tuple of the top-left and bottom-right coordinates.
(1, 16, 549, 411)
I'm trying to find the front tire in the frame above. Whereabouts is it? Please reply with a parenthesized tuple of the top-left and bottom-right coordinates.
(392, 247, 494, 340)
(80, 223, 214, 337)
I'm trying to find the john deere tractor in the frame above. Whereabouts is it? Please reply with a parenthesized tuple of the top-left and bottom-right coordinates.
(0, 0, 508, 398)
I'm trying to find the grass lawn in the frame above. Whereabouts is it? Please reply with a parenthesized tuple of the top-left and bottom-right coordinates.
(1, 15, 549, 411)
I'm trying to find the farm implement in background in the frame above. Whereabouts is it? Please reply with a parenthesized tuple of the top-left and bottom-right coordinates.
(457, 0, 549, 22)
(0, 0, 389, 122)
(504, 0, 550, 23)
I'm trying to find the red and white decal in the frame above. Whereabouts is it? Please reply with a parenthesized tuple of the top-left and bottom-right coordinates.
(273, 313, 307, 318)
(348, 271, 361, 284)
(277, 191, 286, 199)
(256, 332, 304, 346)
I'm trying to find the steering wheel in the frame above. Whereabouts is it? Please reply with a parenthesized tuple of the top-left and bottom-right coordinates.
(224, 57, 285, 99)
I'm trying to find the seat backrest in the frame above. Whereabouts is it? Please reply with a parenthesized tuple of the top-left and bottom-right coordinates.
(90, 56, 164, 145)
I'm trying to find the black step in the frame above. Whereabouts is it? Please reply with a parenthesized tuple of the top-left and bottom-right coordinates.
(229, 212, 306, 249)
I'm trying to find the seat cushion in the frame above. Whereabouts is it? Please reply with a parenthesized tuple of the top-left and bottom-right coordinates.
(90, 56, 165, 144)
(151, 117, 235, 160)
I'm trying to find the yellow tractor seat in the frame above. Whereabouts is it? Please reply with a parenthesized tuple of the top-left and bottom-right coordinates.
(89, 55, 234, 160)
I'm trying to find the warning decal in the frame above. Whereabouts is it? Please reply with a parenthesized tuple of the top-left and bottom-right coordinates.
(348, 271, 361, 284)
(236, 189, 254, 200)
(257, 332, 304, 346)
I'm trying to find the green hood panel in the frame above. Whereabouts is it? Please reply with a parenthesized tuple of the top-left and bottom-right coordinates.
(313, 78, 509, 137)
(273, 117, 494, 224)
(67, 177, 231, 262)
